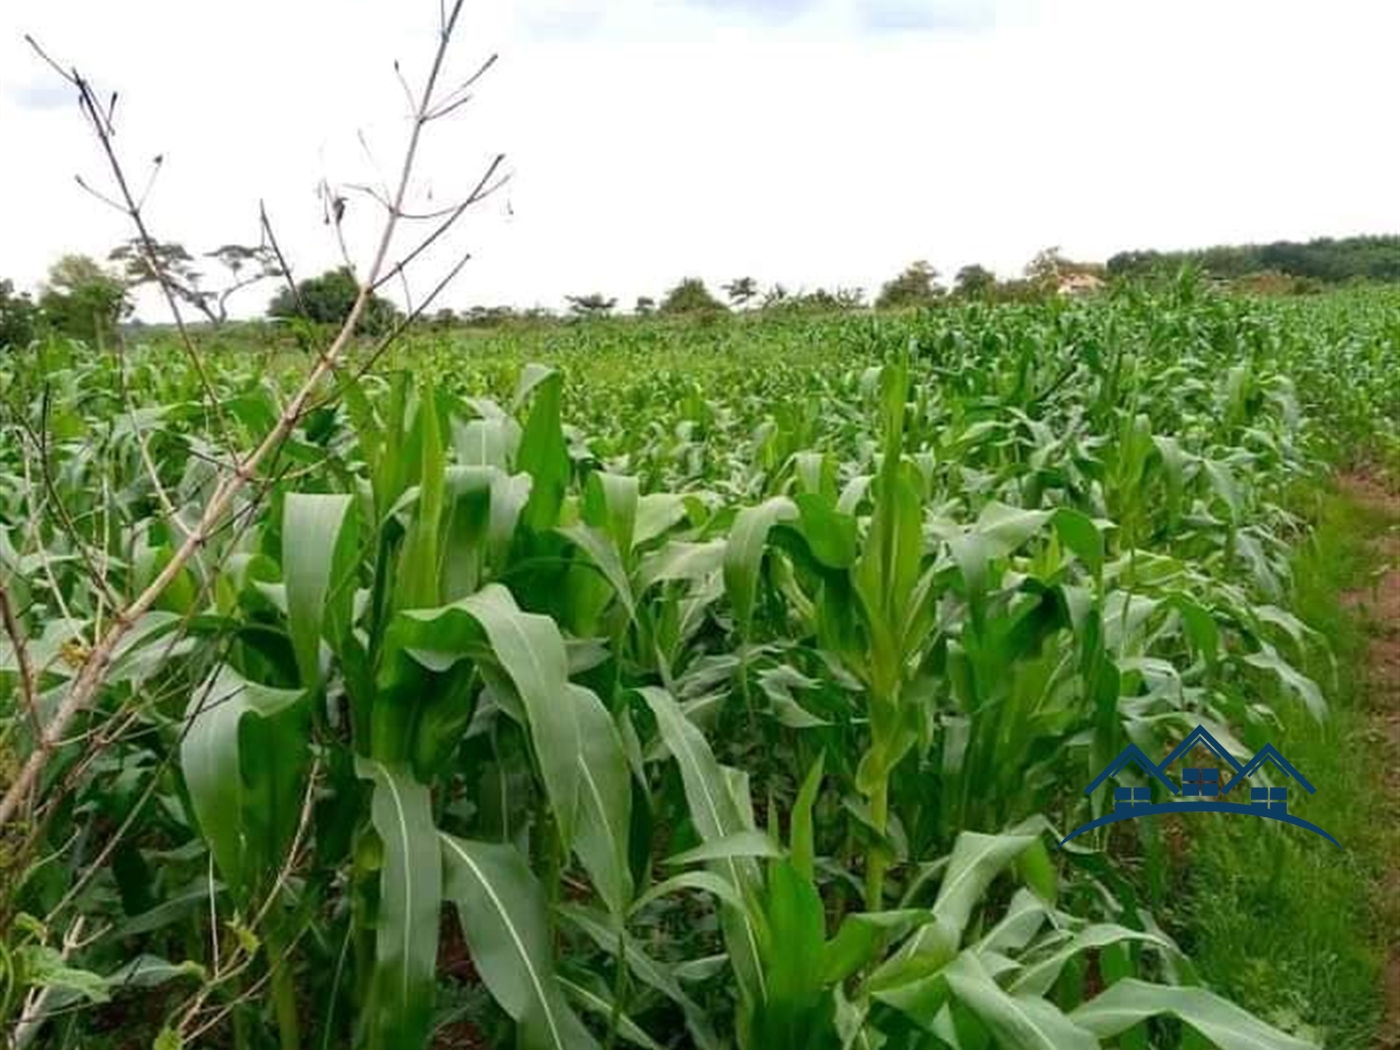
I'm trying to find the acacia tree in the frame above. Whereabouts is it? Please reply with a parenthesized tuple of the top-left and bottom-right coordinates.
(109, 237, 282, 326)
(565, 292, 617, 318)
(722, 276, 758, 309)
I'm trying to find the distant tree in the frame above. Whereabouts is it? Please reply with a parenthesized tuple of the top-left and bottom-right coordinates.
(109, 238, 281, 326)
(634, 296, 656, 316)
(464, 305, 517, 327)
(722, 276, 759, 309)
(39, 254, 130, 346)
(778, 287, 865, 313)
(953, 264, 997, 299)
(761, 283, 790, 309)
(875, 260, 942, 310)
(565, 293, 617, 318)
(831, 286, 865, 310)
(660, 278, 726, 315)
(0, 279, 40, 351)
(430, 307, 459, 329)
(1023, 247, 1066, 286)
(267, 266, 400, 335)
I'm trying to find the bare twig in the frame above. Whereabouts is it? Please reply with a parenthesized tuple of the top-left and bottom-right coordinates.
(27, 35, 230, 443)
(0, 0, 491, 829)
(0, 582, 40, 742)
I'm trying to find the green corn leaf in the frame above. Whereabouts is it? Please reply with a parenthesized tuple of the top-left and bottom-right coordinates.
(664, 829, 781, 866)
(1071, 980, 1319, 1050)
(452, 415, 518, 469)
(1010, 924, 1175, 997)
(944, 951, 1098, 1050)
(724, 496, 798, 637)
(790, 751, 825, 882)
(630, 870, 748, 916)
(559, 524, 635, 619)
(744, 859, 832, 1050)
(636, 539, 726, 593)
(633, 493, 689, 547)
(569, 682, 634, 918)
(822, 910, 932, 985)
(359, 759, 440, 1050)
(282, 492, 357, 688)
(558, 977, 663, 1050)
(516, 366, 569, 533)
(390, 584, 581, 847)
(639, 686, 768, 1005)
(583, 470, 640, 556)
(397, 386, 445, 610)
(1051, 508, 1105, 577)
(1242, 645, 1326, 721)
(888, 830, 1038, 973)
(180, 667, 307, 899)
(442, 835, 599, 1050)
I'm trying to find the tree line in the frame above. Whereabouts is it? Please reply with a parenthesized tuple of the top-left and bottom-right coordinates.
(3, 234, 1397, 349)
(1107, 234, 1400, 285)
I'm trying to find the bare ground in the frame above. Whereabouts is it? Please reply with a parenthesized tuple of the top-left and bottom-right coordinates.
(1337, 474, 1400, 1050)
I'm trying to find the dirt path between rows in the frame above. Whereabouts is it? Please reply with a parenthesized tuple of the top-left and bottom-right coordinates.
(1337, 474, 1400, 1050)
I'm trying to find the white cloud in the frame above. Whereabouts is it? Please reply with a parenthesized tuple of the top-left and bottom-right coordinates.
(0, 0, 1397, 319)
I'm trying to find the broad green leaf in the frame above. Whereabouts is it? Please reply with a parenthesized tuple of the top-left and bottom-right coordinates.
(391, 584, 581, 847)
(945, 952, 1097, 1050)
(637, 540, 726, 593)
(664, 829, 781, 866)
(560, 523, 635, 619)
(639, 686, 767, 1004)
(1051, 508, 1105, 577)
(891, 830, 1037, 970)
(559, 977, 664, 1050)
(631, 870, 748, 915)
(361, 760, 440, 1050)
(282, 492, 357, 688)
(517, 367, 570, 533)
(724, 497, 798, 637)
(1010, 924, 1174, 997)
(398, 387, 446, 610)
(1243, 645, 1326, 721)
(569, 682, 634, 918)
(1072, 979, 1319, 1050)
(442, 835, 598, 1049)
(790, 751, 825, 882)
(180, 667, 307, 898)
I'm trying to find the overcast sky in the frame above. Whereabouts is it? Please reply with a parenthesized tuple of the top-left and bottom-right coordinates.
(1, 0, 1397, 319)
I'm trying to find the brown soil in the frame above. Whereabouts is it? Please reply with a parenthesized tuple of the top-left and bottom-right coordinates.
(1337, 473, 1400, 1050)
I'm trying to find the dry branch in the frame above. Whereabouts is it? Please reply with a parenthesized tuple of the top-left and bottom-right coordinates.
(0, 0, 497, 829)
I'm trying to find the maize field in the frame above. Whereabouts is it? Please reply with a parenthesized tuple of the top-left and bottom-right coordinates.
(1, 279, 1398, 1048)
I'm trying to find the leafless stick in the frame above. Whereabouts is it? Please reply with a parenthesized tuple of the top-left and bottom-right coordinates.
(259, 202, 308, 320)
(371, 151, 506, 292)
(27, 36, 229, 443)
(0, 582, 40, 742)
(0, 0, 487, 829)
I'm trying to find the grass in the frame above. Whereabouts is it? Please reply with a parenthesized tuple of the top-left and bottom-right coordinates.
(1165, 480, 1399, 1049)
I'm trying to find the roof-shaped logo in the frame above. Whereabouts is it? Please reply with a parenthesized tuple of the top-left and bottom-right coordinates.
(1057, 724, 1339, 850)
